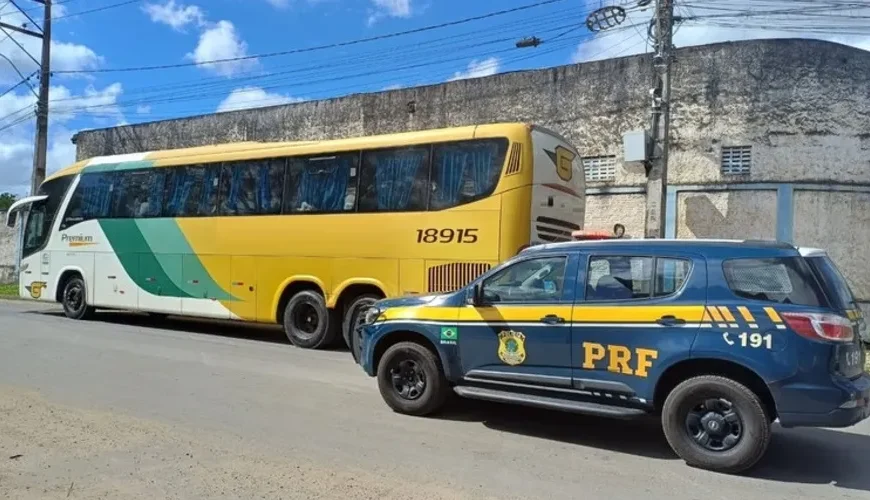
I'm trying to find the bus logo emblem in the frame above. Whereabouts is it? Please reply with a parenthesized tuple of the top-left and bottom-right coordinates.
(545, 146, 576, 182)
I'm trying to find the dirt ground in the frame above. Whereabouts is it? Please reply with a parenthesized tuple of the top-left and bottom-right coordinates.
(0, 386, 488, 500)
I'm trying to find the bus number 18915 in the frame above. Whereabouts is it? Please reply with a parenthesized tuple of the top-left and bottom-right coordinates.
(416, 228, 478, 244)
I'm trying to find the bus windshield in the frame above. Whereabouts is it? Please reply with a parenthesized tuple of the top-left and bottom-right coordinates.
(22, 176, 73, 258)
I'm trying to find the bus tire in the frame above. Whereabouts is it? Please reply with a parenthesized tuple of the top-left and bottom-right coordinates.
(61, 275, 94, 320)
(376, 341, 449, 417)
(343, 293, 382, 353)
(661, 375, 771, 474)
(282, 290, 338, 349)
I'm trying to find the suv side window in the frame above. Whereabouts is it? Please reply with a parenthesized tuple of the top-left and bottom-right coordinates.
(722, 257, 825, 306)
(481, 256, 567, 303)
(586, 255, 691, 301)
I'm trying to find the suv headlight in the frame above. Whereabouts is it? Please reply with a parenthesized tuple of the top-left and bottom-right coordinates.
(363, 306, 383, 325)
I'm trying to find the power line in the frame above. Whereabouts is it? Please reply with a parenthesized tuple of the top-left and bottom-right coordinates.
(53, 0, 569, 74)
(53, 0, 142, 20)
(0, 70, 35, 99)
(47, 9, 582, 103)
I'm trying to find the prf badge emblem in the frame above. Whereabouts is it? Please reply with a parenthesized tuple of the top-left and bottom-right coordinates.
(497, 330, 526, 366)
(25, 281, 46, 299)
(545, 145, 576, 182)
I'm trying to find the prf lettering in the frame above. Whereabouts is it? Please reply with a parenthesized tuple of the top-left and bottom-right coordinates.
(582, 342, 659, 378)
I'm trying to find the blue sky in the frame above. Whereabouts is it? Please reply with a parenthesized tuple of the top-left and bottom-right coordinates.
(0, 0, 867, 195)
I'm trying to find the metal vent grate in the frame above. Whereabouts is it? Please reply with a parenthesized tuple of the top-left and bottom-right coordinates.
(721, 146, 752, 175)
(427, 262, 492, 293)
(504, 143, 522, 176)
(582, 155, 617, 182)
(535, 215, 580, 242)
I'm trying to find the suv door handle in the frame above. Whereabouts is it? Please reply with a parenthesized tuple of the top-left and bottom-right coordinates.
(540, 314, 566, 325)
(657, 315, 685, 326)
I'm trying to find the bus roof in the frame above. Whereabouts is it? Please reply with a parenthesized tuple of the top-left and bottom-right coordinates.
(47, 122, 542, 183)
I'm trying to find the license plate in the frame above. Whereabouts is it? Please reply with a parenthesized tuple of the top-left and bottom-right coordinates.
(843, 345, 864, 371)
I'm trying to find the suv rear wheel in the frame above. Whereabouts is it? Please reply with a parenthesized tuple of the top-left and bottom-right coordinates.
(661, 375, 771, 474)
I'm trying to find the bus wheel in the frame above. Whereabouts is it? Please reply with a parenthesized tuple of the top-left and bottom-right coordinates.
(282, 290, 338, 349)
(62, 276, 94, 320)
(343, 293, 381, 353)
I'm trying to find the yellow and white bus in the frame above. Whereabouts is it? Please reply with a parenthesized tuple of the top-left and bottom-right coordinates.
(5, 122, 585, 349)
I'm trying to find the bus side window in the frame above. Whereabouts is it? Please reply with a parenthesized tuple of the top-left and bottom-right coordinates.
(111, 169, 165, 218)
(163, 166, 220, 218)
(219, 160, 285, 216)
(358, 146, 430, 212)
(61, 172, 114, 228)
(429, 139, 508, 211)
(283, 153, 358, 214)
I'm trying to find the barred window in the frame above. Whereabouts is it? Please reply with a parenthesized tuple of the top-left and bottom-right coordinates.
(582, 155, 616, 182)
(721, 146, 751, 175)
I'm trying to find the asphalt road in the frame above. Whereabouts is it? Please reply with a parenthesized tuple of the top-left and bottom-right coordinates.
(0, 300, 869, 500)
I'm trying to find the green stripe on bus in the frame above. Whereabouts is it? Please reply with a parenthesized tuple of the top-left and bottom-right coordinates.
(136, 219, 236, 301)
(98, 219, 236, 301)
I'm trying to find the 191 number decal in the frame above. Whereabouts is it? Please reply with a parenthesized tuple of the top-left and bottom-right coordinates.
(416, 228, 479, 243)
(723, 332, 773, 349)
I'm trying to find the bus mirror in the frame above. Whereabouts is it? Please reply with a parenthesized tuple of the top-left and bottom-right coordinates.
(4, 210, 17, 228)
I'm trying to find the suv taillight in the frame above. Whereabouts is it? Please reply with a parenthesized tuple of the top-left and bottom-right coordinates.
(781, 312, 854, 343)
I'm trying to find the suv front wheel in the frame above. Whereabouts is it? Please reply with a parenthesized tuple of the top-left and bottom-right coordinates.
(661, 375, 771, 474)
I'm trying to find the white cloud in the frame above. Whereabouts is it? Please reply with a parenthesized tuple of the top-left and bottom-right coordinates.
(449, 57, 500, 81)
(265, 0, 290, 7)
(142, 0, 205, 32)
(367, 0, 412, 25)
(0, 36, 102, 85)
(571, 1, 870, 63)
(136, 105, 152, 115)
(186, 20, 257, 77)
(216, 86, 303, 112)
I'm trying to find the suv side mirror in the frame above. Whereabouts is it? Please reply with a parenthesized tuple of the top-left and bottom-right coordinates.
(467, 283, 482, 306)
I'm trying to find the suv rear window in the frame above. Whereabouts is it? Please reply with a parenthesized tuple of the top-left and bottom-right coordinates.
(722, 257, 827, 307)
(805, 255, 858, 310)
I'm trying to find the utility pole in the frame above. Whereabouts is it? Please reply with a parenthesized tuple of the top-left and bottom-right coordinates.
(644, 0, 674, 238)
(0, 0, 51, 195)
(31, 0, 51, 195)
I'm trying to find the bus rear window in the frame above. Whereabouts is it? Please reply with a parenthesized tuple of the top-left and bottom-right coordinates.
(805, 255, 858, 310)
(722, 257, 827, 307)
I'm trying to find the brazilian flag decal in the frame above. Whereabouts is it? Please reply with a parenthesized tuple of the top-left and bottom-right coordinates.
(440, 326, 458, 345)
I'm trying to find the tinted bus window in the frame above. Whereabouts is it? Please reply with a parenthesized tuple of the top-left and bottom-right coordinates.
(429, 139, 508, 211)
(163, 166, 220, 217)
(112, 169, 165, 218)
(219, 160, 285, 216)
(284, 153, 358, 214)
(358, 146, 429, 212)
(723, 257, 826, 307)
(62, 172, 114, 227)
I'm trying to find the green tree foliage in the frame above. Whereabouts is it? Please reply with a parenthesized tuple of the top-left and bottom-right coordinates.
(0, 192, 17, 211)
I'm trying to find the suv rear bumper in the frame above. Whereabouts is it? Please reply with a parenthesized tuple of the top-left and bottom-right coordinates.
(777, 372, 870, 428)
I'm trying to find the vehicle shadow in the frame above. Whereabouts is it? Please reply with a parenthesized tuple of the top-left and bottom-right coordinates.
(437, 398, 870, 492)
(749, 426, 870, 492)
(437, 398, 675, 460)
(34, 309, 352, 351)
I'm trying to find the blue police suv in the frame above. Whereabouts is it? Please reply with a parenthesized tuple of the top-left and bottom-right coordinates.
(353, 239, 869, 474)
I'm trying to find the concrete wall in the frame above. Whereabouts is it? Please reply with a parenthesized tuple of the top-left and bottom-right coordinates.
(0, 211, 15, 283)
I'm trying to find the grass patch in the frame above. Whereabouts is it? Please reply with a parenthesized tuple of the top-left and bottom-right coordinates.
(0, 283, 19, 298)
